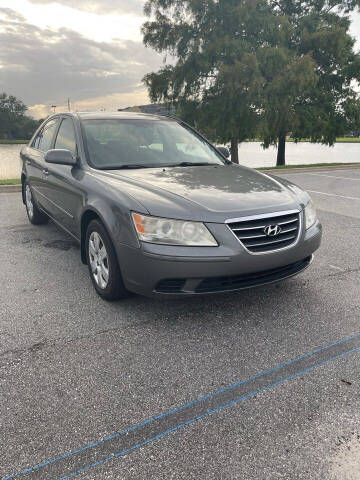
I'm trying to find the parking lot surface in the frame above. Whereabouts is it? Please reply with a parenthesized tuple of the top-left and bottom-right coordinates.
(1, 168, 360, 479)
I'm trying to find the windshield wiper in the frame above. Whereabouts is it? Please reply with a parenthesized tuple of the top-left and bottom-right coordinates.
(99, 162, 219, 170)
(167, 162, 216, 167)
(99, 164, 155, 170)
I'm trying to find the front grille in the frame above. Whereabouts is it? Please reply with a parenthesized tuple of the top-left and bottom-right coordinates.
(227, 210, 301, 254)
(195, 256, 312, 293)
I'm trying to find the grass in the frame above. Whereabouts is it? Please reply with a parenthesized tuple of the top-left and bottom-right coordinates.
(285, 137, 360, 143)
(0, 178, 21, 185)
(0, 139, 28, 144)
(246, 137, 360, 143)
(257, 162, 359, 170)
(332, 137, 360, 143)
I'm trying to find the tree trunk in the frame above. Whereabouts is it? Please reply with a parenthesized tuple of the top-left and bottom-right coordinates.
(277, 133, 286, 166)
(231, 136, 239, 163)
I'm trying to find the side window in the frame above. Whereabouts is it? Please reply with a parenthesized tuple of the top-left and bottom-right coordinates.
(54, 118, 77, 156)
(38, 118, 59, 152)
(32, 130, 43, 149)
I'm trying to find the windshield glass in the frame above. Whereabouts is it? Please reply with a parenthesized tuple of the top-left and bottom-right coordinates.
(82, 119, 225, 169)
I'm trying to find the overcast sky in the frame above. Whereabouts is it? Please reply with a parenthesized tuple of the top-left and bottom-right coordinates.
(0, 0, 359, 119)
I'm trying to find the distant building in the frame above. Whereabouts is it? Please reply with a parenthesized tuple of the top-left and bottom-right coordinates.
(118, 103, 176, 116)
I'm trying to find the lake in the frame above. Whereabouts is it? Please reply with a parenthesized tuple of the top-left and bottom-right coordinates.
(1, 141, 359, 180)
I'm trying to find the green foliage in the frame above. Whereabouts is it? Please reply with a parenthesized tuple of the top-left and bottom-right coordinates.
(0, 179, 21, 185)
(0, 93, 41, 140)
(142, 0, 360, 165)
(142, 0, 280, 162)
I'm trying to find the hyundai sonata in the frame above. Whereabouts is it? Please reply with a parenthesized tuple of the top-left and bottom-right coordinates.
(20, 112, 322, 300)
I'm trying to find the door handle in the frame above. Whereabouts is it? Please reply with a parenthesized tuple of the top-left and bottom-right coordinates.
(42, 168, 49, 176)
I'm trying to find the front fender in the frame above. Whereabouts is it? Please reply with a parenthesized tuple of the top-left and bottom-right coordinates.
(79, 194, 147, 264)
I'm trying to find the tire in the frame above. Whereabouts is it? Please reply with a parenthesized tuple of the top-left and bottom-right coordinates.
(86, 219, 129, 301)
(24, 181, 48, 225)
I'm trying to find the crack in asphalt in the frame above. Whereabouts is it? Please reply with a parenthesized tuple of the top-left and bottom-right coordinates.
(0, 317, 156, 364)
(0, 265, 359, 364)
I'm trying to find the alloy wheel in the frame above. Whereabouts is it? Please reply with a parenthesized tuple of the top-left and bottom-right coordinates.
(89, 231, 109, 289)
(25, 185, 34, 219)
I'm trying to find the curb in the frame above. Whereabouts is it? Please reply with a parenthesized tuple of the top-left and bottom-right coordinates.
(0, 184, 22, 193)
(260, 164, 360, 174)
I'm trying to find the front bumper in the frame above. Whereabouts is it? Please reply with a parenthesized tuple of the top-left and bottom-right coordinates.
(115, 219, 322, 297)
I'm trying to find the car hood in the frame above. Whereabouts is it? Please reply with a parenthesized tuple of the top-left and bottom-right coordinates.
(99, 164, 306, 222)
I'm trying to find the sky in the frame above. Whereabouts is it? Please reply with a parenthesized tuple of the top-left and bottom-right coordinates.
(0, 0, 359, 119)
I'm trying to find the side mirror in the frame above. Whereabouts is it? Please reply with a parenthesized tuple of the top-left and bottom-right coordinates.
(45, 149, 77, 166)
(217, 146, 230, 159)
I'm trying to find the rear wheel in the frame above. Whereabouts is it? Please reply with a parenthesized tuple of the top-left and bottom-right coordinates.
(86, 219, 129, 301)
(24, 182, 48, 225)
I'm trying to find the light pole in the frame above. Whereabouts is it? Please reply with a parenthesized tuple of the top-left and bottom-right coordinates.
(51, 105, 57, 113)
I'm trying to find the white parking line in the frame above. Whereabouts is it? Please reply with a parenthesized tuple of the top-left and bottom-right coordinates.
(329, 264, 345, 271)
(302, 173, 360, 182)
(307, 190, 360, 200)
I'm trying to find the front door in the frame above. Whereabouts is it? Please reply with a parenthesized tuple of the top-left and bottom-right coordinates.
(41, 116, 83, 237)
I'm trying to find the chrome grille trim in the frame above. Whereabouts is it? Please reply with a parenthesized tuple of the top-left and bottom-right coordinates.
(278, 218, 298, 226)
(246, 234, 297, 247)
(231, 218, 298, 231)
(237, 225, 297, 240)
(226, 209, 302, 255)
(225, 209, 300, 223)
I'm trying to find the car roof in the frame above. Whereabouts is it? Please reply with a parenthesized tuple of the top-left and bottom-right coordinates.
(73, 111, 176, 121)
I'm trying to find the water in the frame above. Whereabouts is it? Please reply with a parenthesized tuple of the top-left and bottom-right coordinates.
(238, 141, 360, 168)
(0, 144, 24, 179)
(1, 142, 359, 180)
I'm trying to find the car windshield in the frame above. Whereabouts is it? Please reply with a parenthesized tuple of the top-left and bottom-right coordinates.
(82, 119, 225, 169)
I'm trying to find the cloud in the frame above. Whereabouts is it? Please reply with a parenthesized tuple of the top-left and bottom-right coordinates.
(28, 0, 145, 16)
(28, 89, 150, 118)
(0, 7, 25, 22)
(0, 15, 163, 116)
(350, 12, 360, 48)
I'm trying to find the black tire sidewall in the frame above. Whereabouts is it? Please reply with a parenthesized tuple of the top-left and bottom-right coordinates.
(24, 181, 48, 225)
(85, 219, 128, 300)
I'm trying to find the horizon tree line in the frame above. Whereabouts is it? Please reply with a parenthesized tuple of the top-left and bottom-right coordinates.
(0, 93, 43, 140)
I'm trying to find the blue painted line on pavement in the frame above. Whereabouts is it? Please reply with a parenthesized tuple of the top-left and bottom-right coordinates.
(2, 332, 360, 480)
(58, 342, 360, 479)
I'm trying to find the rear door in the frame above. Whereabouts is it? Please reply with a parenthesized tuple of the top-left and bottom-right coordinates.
(42, 116, 83, 237)
(24, 117, 60, 209)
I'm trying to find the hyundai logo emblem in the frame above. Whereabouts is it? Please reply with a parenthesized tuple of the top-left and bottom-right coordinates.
(264, 224, 282, 236)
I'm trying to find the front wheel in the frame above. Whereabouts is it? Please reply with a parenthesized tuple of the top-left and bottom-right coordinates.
(24, 182, 48, 225)
(86, 219, 129, 301)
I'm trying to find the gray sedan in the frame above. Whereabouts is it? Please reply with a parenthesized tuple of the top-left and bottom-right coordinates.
(20, 112, 322, 300)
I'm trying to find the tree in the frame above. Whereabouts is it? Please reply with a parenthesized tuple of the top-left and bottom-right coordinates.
(177, 56, 263, 162)
(0, 93, 40, 139)
(259, 0, 360, 165)
(142, 0, 280, 163)
(142, 0, 360, 166)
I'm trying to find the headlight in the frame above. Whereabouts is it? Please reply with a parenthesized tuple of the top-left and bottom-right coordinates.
(132, 212, 218, 246)
(304, 200, 317, 229)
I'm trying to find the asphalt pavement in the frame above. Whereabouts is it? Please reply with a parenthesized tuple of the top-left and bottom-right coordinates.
(1, 168, 360, 479)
